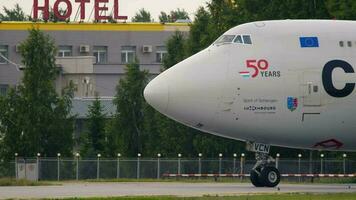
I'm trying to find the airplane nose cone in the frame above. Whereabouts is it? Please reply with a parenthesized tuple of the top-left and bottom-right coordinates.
(144, 47, 232, 133)
(144, 75, 169, 113)
(144, 48, 228, 131)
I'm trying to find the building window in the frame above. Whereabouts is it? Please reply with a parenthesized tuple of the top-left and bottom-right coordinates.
(93, 46, 108, 64)
(0, 84, 8, 96)
(121, 46, 136, 64)
(58, 45, 72, 57)
(339, 41, 344, 47)
(0, 45, 9, 64)
(156, 46, 167, 63)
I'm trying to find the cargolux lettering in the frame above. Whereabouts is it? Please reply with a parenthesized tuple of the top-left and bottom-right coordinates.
(322, 60, 355, 98)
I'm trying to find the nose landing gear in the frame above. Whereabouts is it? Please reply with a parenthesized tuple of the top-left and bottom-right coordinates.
(250, 152, 281, 187)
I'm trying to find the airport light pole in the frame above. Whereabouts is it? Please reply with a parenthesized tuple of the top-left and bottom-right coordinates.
(75, 153, 80, 180)
(343, 154, 347, 174)
(320, 154, 324, 174)
(198, 153, 202, 175)
(97, 153, 101, 180)
(218, 153, 223, 175)
(309, 150, 313, 174)
(233, 153, 237, 174)
(36, 153, 41, 181)
(157, 153, 161, 179)
(57, 153, 61, 181)
(24, 154, 27, 180)
(240, 153, 245, 175)
(178, 153, 182, 175)
(276, 153, 280, 169)
(298, 154, 302, 182)
(137, 153, 141, 179)
(298, 154, 302, 174)
(117, 153, 121, 179)
(14, 153, 18, 180)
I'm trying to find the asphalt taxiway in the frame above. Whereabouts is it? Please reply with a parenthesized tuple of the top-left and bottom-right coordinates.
(0, 182, 355, 199)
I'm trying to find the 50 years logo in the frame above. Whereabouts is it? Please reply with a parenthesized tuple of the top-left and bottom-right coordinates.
(239, 59, 281, 79)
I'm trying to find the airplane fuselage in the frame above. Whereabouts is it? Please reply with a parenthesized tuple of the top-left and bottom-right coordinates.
(144, 20, 356, 152)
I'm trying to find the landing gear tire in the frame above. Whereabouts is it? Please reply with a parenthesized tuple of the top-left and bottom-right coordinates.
(250, 169, 264, 187)
(246, 143, 281, 187)
(260, 166, 280, 187)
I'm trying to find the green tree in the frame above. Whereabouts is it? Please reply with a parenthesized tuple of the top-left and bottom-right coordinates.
(287, 0, 330, 19)
(0, 89, 26, 161)
(141, 103, 161, 156)
(0, 28, 74, 160)
(326, 0, 356, 20)
(49, 8, 68, 22)
(81, 95, 107, 157)
(235, 0, 330, 21)
(163, 31, 187, 69)
(158, 12, 169, 23)
(132, 8, 153, 22)
(0, 4, 28, 21)
(111, 60, 148, 156)
(104, 116, 120, 157)
(159, 9, 190, 23)
(207, 0, 237, 39)
(187, 7, 213, 55)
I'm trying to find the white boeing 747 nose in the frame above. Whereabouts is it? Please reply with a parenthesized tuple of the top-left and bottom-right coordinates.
(144, 20, 356, 188)
(144, 47, 230, 131)
(143, 74, 169, 114)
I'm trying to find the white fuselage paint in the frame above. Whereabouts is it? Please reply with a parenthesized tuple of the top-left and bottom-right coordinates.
(144, 20, 356, 152)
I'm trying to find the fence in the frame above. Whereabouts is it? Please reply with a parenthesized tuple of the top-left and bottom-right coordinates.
(1, 157, 355, 181)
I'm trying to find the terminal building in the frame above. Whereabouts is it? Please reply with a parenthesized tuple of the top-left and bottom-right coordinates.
(0, 22, 189, 132)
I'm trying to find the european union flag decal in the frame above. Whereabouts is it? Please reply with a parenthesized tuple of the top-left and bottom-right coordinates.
(299, 37, 319, 48)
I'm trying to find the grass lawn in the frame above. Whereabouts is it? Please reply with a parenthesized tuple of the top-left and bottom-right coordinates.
(0, 178, 55, 186)
(59, 193, 356, 200)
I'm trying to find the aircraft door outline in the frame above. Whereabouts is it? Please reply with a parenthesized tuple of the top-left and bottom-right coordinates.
(300, 71, 322, 122)
(302, 72, 321, 107)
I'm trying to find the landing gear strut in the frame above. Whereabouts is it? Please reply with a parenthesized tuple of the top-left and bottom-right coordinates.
(250, 152, 281, 187)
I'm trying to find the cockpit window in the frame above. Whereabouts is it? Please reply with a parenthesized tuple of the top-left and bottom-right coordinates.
(243, 35, 252, 44)
(234, 35, 252, 45)
(234, 35, 243, 44)
(214, 34, 253, 45)
(214, 35, 236, 45)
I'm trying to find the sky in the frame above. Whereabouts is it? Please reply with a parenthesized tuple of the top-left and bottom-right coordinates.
(0, 0, 210, 21)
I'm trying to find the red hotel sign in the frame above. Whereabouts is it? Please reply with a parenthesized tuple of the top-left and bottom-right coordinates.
(33, 0, 128, 21)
